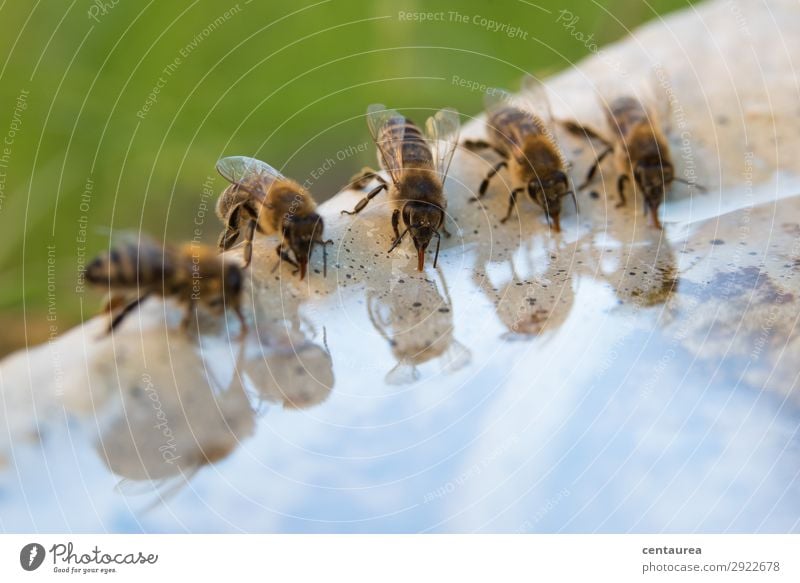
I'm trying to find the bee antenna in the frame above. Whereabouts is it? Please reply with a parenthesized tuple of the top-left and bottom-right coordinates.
(433, 230, 442, 269)
(570, 190, 579, 214)
(322, 240, 328, 277)
(541, 191, 551, 227)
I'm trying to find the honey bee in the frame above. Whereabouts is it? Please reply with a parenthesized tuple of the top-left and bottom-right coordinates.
(341, 104, 460, 271)
(215, 156, 332, 278)
(464, 79, 576, 232)
(86, 235, 245, 334)
(563, 92, 704, 229)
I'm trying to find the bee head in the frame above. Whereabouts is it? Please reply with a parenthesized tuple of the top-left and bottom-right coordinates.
(402, 201, 444, 271)
(528, 170, 569, 232)
(635, 158, 673, 224)
(283, 213, 324, 279)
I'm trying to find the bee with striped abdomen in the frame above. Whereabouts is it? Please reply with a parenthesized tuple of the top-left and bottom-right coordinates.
(464, 79, 576, 232)
(563, 90, 704, 229)
(86, 235, 245, 334)
(215, 156, 332, 278)
(342, 104, 460, 271)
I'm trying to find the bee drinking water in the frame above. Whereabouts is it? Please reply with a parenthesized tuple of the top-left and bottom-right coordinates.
(464, 79, 576, 232)
(563, 90, 704, 229)
(341, 104, 460, 271)
(215, 156, 332, 278)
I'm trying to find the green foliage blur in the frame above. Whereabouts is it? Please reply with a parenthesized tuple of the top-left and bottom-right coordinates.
(0, 0, 691, 354)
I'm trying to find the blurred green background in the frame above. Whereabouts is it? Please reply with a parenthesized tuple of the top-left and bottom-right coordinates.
(0, 0, 692, 355)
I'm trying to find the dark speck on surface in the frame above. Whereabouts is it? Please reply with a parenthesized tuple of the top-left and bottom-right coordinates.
(590, 191, 599, 199)
(710, 239, 725, 245)
(412, 302, 422, 307)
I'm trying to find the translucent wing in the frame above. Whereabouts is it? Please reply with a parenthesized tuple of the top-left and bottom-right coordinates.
(520, 75, 557, 130)
(483, 87, 530, 150)
(107, 230, 177, 270)
(424, 107, 460, 182)
(484, 86, 517, 113)
(520, 75, 570, 168)
(216, 156, 285, 203)
(366, 104, 406, 186)
(642, 68, 672, 134)
(107, 229, 163, 249)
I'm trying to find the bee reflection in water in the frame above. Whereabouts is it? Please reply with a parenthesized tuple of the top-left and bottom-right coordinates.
(84, 330, 256, 506)
(473, 237, 580, 340)
(367, 269, 471, 385)
(81, 301, 334, 507)
(242, 315, 334, 411)
(589, 230, 679, 310)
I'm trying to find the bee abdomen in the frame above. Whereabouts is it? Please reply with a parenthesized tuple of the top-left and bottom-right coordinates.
(609, 97, 648, 137)
(381, 118, 434, 168)
(86, 242, 174, 289)
(488, 106, 542, 148)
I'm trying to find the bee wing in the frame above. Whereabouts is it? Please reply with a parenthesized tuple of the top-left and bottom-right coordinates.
(216, 156, 285, 204)
(484, 86, 516, 113)
(108, 229, 165, 249)
(483, 87, 530, 151)
(366, 104, 406, 186)
(519, 75, 570, 168)
(642, 68, 672, 134)
(424, 107, 461, 182)
(105, 230, 178, 274)
(520, 75, 556, 130)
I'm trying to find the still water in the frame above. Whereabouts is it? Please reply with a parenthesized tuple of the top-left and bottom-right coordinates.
(1, 154, 798, 532)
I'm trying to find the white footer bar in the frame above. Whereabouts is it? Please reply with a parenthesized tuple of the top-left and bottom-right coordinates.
(1, 535, 797, 582)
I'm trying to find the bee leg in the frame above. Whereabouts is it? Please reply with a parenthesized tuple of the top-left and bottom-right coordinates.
(234, 306, 248, 339)
(348, 167, 385, 190)
(218, 227, 239, 252)
(180, 300, 197, 334)
(616, 174, 630, 208)
(218, 205, 242, 251)
(463, 139, 506, 158)
(562, 121, 613, 148)
(240, 218, 257, 268)
(472, 160, 507, 202)
(432, 230, 442, 268)
(578, 146, 613, 190)
(273, 243, 299, 274)
(673, 177, 708, 192)
(341, 182, 387, 216)
(315, 238, 334, 277)
(101, 294, 127, 314)
(107, 292, 151, 333)
(463, 139, 491, 151)
(500, 187, 525, 224)
(391, 208, 401, 240)
(388, 209, 409, 253)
